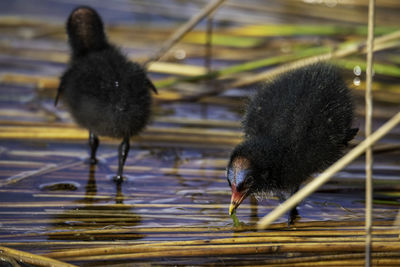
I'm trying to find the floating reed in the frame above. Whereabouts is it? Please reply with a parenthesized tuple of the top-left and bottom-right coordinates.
(260, 252, 400, 266)
(4, 222, 399, 240)
(229, 24, 398, 37)
(0, 246, 77, 267)
(230, 30, 400, 89)
(0, 125, 242, 146)
(41, 242, 400, 262)
(225, 0, 400, 25)
(1, 32, 400, 97)
(145, 38, 400, 89)
(335, 57, 400, 78)
(265, 259, 400, 267)
(42, 234, 400, 260)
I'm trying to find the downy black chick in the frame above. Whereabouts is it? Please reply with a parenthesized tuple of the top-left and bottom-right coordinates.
(55, 6, 157, 183)
(227, 63, 358, 225)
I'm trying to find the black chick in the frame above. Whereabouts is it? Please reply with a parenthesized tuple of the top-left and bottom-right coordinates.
(227, 63, 358, 225)
(55, 6, 157, 182)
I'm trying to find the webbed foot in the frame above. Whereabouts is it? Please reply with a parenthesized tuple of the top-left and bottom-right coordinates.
(113, 175, 124, 184)
(88, 132, 99, 165)
(84, 157, 98, 165)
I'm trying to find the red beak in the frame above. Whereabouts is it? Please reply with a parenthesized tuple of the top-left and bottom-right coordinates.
(229, 185, 247, 215)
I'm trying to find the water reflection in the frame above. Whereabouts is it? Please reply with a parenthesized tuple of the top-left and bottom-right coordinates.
(249, 196, 259, 225)
(84, 164, 97, 203)
(47, 161, 142, 242)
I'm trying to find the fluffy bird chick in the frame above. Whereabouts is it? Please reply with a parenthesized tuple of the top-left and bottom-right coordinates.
(55, 6, 157, 183)
(227, 63, 358, 225)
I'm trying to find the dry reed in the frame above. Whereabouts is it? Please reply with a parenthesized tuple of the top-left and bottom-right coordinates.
(365, 0, 376, 265)
(0, 246, 77, 267)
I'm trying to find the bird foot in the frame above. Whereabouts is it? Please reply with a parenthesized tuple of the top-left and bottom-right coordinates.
(287, 208, 300, 227)
(113, 175, 125, 184)
(84, 157, 98, 165)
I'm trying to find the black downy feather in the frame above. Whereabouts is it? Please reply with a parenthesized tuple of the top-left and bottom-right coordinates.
(55, 6, 157, 181)
(227, 63, 358, 224)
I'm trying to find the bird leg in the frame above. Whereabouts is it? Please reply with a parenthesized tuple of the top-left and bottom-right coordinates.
(277, 187, 300, 226)
(88, 131, 99, 165)
(115, 182, 123, 204)
(288, 206, 299, 226)
(287, 186, 300, 226)
(113, 137, 130, 183)
(84, 164, 97, 203)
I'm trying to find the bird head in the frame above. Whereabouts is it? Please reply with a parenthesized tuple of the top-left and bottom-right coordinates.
(67, 6, 108, 57)
(227, 138, 274, 215)
(227, 155, 255, 215)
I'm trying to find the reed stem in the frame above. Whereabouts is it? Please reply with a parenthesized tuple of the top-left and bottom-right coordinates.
(144, 0, 226, 66)
(365, 0, 376, 266)
(231, 30, 400, 88)
(0, 246, 77, 267)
